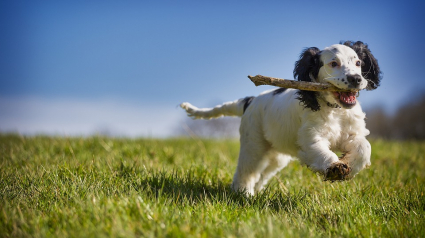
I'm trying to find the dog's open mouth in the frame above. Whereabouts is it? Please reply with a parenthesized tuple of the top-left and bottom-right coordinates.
(333, 91, 358, 107)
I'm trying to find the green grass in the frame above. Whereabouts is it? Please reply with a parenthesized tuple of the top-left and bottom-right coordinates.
(1, 134, 424, 237)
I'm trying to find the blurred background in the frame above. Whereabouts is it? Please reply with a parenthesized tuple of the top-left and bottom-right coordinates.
(1, 0, 424, 139)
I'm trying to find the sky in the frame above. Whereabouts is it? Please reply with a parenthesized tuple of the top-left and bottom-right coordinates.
(1, 0, 425, 137)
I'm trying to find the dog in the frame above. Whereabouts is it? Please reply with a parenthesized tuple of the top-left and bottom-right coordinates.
(181, 41, 381, 195)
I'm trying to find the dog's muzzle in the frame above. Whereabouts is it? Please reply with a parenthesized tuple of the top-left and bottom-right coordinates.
(347, 74, 362, 88)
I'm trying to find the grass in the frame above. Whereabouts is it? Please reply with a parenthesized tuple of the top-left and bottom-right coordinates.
(0, 134, 424, 237)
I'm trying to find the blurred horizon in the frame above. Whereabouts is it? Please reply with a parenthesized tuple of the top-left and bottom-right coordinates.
(1, 0, 425, 138)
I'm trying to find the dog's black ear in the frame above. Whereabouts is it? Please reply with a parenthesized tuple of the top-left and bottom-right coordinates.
(342, 41, 382, 90)
(293, 47, 322, 111)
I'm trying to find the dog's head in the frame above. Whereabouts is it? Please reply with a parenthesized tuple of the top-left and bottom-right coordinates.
(293, 41, 382, 111)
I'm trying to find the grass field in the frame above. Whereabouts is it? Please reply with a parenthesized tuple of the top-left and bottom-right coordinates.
(0, 134, 424, 237)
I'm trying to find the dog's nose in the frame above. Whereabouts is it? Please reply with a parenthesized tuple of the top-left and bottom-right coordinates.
(347, 74, 362, 87)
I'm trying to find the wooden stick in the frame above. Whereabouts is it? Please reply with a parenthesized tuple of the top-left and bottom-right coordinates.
(248, 75, 357, 92)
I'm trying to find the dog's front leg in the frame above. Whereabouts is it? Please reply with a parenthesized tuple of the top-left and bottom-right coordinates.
(339, 136, 371, 178)
(297, 140, 339, 172)
(297, 129, 350, 181)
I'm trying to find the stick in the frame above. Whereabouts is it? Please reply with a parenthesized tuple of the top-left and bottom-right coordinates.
(248, 75, 357, 92)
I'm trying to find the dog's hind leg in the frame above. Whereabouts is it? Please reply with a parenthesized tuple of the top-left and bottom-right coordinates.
(231, 133, 271, 195)
(253, 153, 292, 193)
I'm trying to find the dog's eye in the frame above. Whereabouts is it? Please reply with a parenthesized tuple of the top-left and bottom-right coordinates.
(356, 60, 361, 67)
(330, 61, 338, 68)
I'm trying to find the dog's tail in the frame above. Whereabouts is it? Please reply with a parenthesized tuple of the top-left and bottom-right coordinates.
(180, 96, 254, 119)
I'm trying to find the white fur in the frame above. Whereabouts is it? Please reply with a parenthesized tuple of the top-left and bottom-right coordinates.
(181, 44, 372, 195)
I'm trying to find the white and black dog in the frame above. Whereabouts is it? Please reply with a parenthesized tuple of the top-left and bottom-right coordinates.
(181, 41, 381, 195)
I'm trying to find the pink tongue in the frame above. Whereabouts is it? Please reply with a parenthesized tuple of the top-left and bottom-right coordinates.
(340, 92, 356, 104)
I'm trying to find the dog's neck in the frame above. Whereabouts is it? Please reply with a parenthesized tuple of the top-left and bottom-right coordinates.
(316, 93, 341, 109)
(326, 102, 341, 109)
(309, 75, 342, 109)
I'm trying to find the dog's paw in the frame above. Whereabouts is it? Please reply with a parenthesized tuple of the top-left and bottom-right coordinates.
(324, 162, 351, 181)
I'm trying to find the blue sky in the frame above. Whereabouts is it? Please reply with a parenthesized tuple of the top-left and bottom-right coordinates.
(1, 1, 424, 137)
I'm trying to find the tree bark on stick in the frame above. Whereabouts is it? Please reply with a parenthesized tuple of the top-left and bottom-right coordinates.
(248, 75, 357, 92)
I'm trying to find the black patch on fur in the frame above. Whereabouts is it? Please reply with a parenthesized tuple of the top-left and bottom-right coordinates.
(293, 47, 322, 111)
(242, 96, 255, 113)
(273, 87, 287, 95)
(341, 41, 382, 90)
